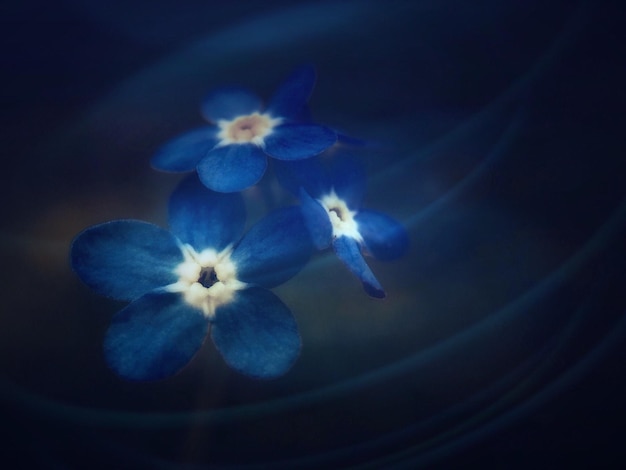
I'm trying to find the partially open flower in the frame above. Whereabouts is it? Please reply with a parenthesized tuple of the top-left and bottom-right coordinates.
(276, 151, 409, 298)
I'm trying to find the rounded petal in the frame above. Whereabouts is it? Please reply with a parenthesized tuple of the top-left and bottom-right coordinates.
(232, 206, 313, 288)
(168, 174, 245, 252)
(70, 221, 183, 301)
(200, 87, 262, 123)
(263, 123, 337, 160)
(299, 188, 332, 250)
(211, 287, 301, 379)
(330, 153, 367, 210)
(151, 127, 218, 172)
(197, 143, 267, 192)
(355, 210, 409, 261)
(333, 235, 385, 299)
(104, 292, 209, 381)
(266, 64, 316, 120)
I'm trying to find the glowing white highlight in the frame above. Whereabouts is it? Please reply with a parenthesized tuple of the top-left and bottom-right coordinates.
(318, 189, 363, 242)
(216, 112, 282, 147)
(169, 244, 246, 318)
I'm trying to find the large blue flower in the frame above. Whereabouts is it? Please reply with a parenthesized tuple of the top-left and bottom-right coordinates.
(70, 175, 313, 380)
(276, 151, 409, 299)
(151, 65, 337, 193)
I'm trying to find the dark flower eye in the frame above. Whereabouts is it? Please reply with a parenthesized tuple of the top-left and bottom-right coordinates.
(197, 267, 218, 288)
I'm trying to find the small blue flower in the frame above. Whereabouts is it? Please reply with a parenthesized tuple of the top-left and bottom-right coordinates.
(276, 151, 409, 298)
(70, 175, 313, 380)
(151, 65, 337, 193)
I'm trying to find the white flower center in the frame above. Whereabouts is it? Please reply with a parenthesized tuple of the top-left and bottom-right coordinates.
(168, 244, 246, 319)
(216, 112, 282, 146)
(318, 189, 362, 242)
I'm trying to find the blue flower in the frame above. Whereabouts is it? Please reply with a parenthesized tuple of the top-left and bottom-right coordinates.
(70, 175, 313, 380)
(151, 65, 337, 193)
(276, 151, 409, 298)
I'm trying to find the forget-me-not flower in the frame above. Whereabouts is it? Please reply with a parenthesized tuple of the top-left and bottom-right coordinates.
(276, 151, 409, 298)
(151, 65, 337, 193)
(70, 175, 313, 380)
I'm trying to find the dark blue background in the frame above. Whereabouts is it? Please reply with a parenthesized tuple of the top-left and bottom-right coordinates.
(2, 1, 625, 468)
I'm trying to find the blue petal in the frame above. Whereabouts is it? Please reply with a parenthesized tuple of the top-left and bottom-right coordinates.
(150, 127, 218, 172)
(104, 292, 209, 381)
(333, 235, 385, 299)
(355, 210, 409, 261)
(211, 287, 301, 379)
(231, 206, 313, 288)
(330, 152, 367, 210)
(197, 143, 267, 192)
(275, 151, 363, 205)
(71, 221, 183, 301)
(263, 123, 337, 160)
(299, 188, 332, 250)
(168, 174, 246, 252)
(273, 158, 329, 198)
(266, 65, 316, 120)
(200, 87, 262, 123)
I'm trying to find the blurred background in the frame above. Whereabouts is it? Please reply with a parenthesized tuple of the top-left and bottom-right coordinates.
(2, 0, 625, 468)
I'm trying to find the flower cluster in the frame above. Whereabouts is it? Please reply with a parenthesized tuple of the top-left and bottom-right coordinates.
(70, 66, 408, 381)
